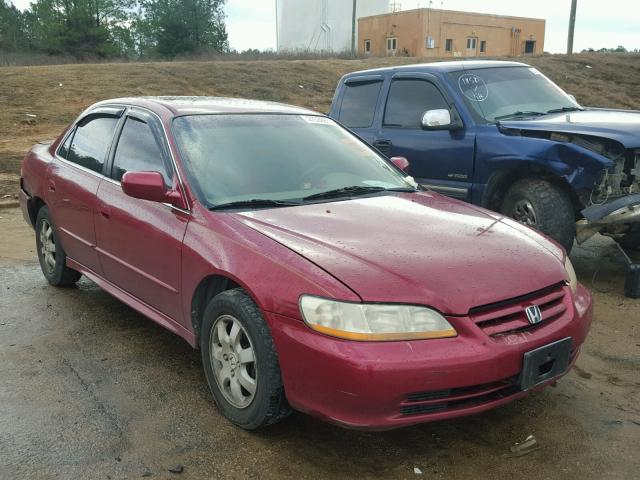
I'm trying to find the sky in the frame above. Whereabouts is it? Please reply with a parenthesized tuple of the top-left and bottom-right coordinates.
(9, 0, 640, 54)
(225, 0, 640, 53)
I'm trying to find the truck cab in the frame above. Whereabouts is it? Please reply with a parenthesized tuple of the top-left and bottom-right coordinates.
(329, 61, 640, 253)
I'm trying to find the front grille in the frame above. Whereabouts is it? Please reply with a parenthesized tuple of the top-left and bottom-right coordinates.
(469, 283, 567, 337)
(401, 377, 520, 416)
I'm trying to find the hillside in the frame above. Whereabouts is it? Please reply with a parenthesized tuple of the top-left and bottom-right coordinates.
(1, 53, 639, 196)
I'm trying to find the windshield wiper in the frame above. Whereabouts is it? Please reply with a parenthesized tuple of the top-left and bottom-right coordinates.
(209, 199, 301, 211)
(494, 111, 547, 121)
(546, 106, 584, 114)
(303, 185, 414, 202)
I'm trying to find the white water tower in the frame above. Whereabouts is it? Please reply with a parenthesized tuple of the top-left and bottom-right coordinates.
(276, 0, 390, 53)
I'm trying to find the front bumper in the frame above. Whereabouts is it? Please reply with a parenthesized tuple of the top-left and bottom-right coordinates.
(267, 284, 593, 431)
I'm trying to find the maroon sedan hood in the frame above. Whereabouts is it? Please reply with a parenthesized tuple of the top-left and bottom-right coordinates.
(235, 192, 567, 315)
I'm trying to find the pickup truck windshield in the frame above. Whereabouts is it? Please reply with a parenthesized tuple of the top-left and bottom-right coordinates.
(448, 66, 581, 123)
(173, 114, 413, 208)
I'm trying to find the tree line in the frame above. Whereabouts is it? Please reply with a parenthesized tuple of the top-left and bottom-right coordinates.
(0, 0, 228, 59)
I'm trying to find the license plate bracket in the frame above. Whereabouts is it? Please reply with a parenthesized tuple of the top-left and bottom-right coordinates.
(519, 337, 572, 390)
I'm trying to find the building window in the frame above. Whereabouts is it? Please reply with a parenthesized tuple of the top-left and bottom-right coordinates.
(364, 39, 371, 54)
(386, 37, 397, 53)
(425, 36, 434, 49)
(480, 40, 486, 53)
(445, 39, 453, 52)
(466, 38, 477, 50)
(524, 40, 536, 54)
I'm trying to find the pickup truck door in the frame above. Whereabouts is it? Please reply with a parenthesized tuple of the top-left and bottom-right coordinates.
(374, 74, 475, 201)
(94, 109, 189, 322)
(331, 75, 385, 145)
(46, 109, 122, 274)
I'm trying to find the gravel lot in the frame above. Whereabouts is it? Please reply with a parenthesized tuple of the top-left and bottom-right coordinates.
(1, 206, 638, 479)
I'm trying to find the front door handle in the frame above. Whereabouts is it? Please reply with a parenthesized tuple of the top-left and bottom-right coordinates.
(373, 139, 392, 156)
(48, 181, 56, 192)
(98, 205, 111, 219)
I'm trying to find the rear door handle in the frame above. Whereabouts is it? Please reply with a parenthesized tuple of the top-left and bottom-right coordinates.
(373, 139, 392, 155)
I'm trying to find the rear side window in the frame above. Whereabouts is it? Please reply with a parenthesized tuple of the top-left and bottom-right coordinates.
(384, 80, 449, 128)
(112, 117, 172, 185)
(57, 130, 74, 159)
(338, 81, 382, 128)
(67, 116, 119, 173)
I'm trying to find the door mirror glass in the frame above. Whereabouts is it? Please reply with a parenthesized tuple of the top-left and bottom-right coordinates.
(390, 156, 410, 173)
(421, 109, 452, 130)
(122, 171, 180, 206)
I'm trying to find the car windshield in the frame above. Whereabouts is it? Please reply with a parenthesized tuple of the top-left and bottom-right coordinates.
(172, 114, 415, 208)
(448, 66, 582, 123)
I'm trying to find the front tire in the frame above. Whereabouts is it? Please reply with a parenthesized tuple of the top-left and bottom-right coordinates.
(35, 206, 81, 286)
(200, 289, 291, 430)
(501, 178, 576, 253)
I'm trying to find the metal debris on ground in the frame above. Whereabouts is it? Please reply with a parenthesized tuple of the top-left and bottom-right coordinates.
(505, 434, 540, 457)
(413, 466, 423, 475)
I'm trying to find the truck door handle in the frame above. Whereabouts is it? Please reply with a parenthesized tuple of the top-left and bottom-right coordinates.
(373, 140, 392, 155)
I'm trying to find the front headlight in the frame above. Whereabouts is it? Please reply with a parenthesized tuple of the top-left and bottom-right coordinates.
(565, 256, 578, 294)
(299, 295, 457, 341)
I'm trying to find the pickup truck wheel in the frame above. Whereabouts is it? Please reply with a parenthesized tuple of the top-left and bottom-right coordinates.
(502, 179, 576, 253)
(200, 289, 291, 430)
(35, 207, 82, 286)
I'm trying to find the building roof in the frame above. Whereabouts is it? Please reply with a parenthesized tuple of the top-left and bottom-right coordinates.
(359, 7, 546, 23)
(343, 60, 530, 77)
(97, 96, 318, 116)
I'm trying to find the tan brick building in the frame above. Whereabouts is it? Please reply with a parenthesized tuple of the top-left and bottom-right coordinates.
(359, 8, 545, 58)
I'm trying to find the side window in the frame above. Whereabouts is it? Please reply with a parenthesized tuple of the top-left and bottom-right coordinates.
(112, 117, 172, 185)
(338, 81, 383, 128)
(67, 116, 119, 173)
(384, 80, 449, 129)
(57, 130, 74, 159)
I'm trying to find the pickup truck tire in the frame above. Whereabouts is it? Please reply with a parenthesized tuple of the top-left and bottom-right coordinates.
(35, 206, 82, 286)
(200, 289, 291, 430)
(501, 179, 575, 253)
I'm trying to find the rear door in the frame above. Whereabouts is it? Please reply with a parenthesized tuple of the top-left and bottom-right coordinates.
(47, 109, 122, 274)
(94, 108, 189, 322)
(332, 76, 384, 146)
(375, 74, 475, 200)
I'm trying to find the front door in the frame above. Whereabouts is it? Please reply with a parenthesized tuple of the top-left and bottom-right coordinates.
(466, 37, 478, 57)
(375, 77, 475, 200)
(94, 109, 189, 322)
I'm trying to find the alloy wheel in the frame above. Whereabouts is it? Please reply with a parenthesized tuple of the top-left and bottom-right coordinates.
(210, 314, 257, 409)
(39, 220, 56, 273)
(513, 200, 538, 227)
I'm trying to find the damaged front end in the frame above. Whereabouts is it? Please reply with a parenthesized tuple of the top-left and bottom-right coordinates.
(576, 145, 640, 243)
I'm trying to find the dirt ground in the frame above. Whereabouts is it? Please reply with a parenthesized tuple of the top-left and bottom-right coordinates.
(1, 53, 640, 197)
(0, 205, 638, 479)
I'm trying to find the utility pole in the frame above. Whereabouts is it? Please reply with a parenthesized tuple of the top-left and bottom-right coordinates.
(567, 0, 578, 54)
(351, 0, 357, 57)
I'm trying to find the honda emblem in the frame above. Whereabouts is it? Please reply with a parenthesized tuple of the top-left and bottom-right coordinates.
(525, 305, 543, 325)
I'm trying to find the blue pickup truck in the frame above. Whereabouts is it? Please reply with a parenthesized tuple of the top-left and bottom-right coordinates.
(329, 61, 640, 253)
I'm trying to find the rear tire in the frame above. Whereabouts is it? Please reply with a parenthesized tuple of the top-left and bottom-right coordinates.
(501, 178, 576, 253)
(200, 289, 291, 430)
(35, 206, 81, 286)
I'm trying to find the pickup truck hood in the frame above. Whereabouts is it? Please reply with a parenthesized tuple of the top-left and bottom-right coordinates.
(500, 110, 640, 149)
(235, 192, 567, 315)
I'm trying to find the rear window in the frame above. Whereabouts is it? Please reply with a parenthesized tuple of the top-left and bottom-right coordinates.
(67, 116, 119, 173)
(338, 81, 382, 128)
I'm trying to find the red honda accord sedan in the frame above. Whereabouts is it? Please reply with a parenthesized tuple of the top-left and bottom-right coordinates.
(19, 97, 593, 430)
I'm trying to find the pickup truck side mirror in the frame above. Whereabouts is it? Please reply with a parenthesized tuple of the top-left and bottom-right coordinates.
(421, 109, 463, 131)
(121, 171, 185, 209)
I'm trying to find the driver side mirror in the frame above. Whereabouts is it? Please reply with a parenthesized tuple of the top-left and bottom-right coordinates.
(121, 171, 185, 209)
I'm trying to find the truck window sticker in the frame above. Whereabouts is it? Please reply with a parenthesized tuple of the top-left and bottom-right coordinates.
(458, 74, 489, 102)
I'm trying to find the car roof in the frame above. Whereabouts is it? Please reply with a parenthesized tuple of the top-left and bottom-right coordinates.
(343, 60, 529, 78)
(93, 96, 319, 117)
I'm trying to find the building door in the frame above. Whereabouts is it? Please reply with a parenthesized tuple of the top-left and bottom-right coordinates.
(466, 37, 478, 57)
(524, 40, 536, 54)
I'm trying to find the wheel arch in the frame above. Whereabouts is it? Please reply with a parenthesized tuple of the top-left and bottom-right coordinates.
(28, 196, 47, 227)
(482, 163, 580, 215)
(190, 274, 242, 345)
